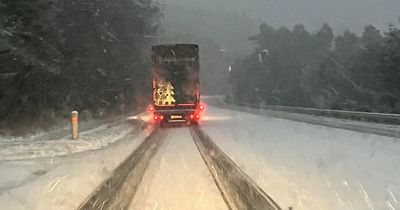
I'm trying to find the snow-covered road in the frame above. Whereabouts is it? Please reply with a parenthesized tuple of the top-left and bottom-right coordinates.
(129, 128, 227, 210)
(201, 104, 400, 210)
(1, 101, 399, 210)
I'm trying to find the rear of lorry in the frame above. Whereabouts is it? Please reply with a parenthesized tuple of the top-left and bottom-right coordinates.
(149, 44, 204, 125)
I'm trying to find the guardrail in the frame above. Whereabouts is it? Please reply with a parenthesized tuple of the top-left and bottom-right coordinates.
(224, 98, 400, 125)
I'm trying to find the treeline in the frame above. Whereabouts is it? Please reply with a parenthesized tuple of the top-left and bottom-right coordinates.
(232, 21, 400, 113)
(0, 0, 160, 127)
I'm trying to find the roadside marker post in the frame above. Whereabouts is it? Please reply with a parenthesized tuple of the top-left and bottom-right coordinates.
(71, 111, 79, 140)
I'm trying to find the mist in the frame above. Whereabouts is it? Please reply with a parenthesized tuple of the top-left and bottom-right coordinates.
(160, 0, 400, 111)
(161, 0, 400, 55)
(164, 0, 400, 33)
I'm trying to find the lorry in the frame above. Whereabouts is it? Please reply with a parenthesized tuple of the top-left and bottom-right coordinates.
(149, 44, 204, 125)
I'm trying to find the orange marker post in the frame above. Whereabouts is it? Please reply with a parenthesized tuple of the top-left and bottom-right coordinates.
(71, 111, 79, 140)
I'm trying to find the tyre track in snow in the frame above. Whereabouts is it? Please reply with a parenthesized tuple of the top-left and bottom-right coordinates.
(190, 127, 282, 210)
(78, 125, 281, 210)
(77, 128, 165, 210)
(128, 127, 228, 210)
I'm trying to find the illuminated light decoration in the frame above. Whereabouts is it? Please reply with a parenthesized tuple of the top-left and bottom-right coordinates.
(155, 80, 176, 106)
(164, 83, 176, 105)
(155, 81, 165, 105)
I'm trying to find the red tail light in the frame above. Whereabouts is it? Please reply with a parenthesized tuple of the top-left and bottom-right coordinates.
(153, 114, 164, 121)
(190, 114, 194, 119)
(147, 104, 155, 113)
(198, 102, 206, 111)
(195, 114, 200, 119)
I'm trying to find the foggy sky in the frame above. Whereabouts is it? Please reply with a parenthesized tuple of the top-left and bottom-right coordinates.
(165, 0, 400, 33)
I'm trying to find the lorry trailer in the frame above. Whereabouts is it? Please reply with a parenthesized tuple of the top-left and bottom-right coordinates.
(149, 44, 204, 125)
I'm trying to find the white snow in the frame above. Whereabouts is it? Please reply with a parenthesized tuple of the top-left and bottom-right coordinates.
(201, 105, 400, 210)
(0, 130, 148, 210)
(1, 103, 399, 210)
(0, 114, 151, 210)
(0, 122, 135, 161)
(130, 128, 227, 210)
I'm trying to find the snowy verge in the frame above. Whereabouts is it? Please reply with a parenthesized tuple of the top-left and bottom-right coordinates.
(209, 97, 400, 138)
(0, 120, 137, 193)
(0, 122, 152, 210)
(201, 105, 400, 210)
(0, 113, 149, 204)
(0, 117, 139, 161)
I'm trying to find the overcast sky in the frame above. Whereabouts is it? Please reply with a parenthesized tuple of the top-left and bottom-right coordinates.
(165, 0, 400, 33)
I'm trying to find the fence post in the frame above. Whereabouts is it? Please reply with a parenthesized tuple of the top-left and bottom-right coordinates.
(71, 111, 79, 140)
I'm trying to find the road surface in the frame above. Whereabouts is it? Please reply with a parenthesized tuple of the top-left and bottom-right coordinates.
(0, 100, 399, 210)
(129, 128, 227, 210)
